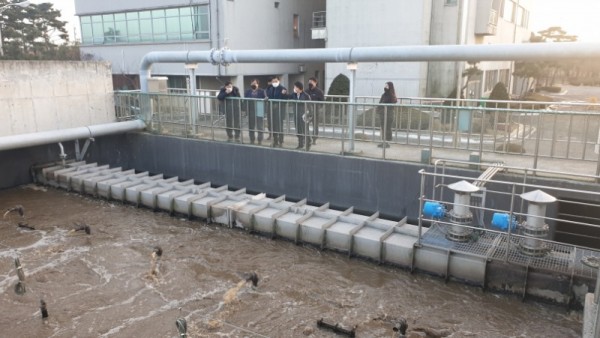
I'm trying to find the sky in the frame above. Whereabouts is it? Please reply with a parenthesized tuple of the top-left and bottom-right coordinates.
(27, 0, 600, 43)
(529, 0, 600, 42)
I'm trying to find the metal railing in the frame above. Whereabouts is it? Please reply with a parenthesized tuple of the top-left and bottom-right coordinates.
(417, 166, 600, 280)
(114, 91, 600, 176)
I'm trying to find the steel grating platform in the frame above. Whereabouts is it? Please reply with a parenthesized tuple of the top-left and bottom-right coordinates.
(421, 223, 600, 278)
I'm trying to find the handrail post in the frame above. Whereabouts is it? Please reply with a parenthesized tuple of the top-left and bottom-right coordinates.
(347, 63, 357, 153)
(417, 169, 426, 246)
(595, 265, 600, 338)
(506, 183, 516, 262)
(533, 110, 542, 171)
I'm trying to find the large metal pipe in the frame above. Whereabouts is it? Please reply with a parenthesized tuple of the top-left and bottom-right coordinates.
(0, 120, 146, 152)
(140, 42, 600, 92)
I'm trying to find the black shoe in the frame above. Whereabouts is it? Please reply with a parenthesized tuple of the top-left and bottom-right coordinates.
(305, 145, 311, 151)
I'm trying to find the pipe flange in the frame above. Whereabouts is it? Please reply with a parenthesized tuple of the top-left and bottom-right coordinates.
(518, 242, 549, 257)
(446, 230, 472, 242)
(219, 47, 230, 67)
(209, 48, 219, 66)
(447, 210, 473, 225)
(521, 222, 549, 238)
(581, 256, 600, 268)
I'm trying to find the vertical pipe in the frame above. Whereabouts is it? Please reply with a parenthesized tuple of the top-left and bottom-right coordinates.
(417, 170, 426, 246)
(506, 183, 516, 262)
(550, 113, 557, 157)
(595, 265, 600, 304)
(566, 114, 574, 158)
(594, 265, 600, 338)
(348, 65, 357, 152)
(582, 115, 590, 160)
(533, 108, 543, 170)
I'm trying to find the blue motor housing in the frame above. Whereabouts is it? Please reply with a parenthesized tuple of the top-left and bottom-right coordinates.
(491, 213, 518, 231)
(423, 201, 446, 218)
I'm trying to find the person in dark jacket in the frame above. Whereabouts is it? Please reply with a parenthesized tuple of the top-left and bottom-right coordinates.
(244, 79, 267, 145)
(289, 81, 312, 150)
(377, 81, 397, 148)
(306, 77, 324, 145)
(265, 76, 288, 147)
(217, 81, 242, 142)
(265, 76, 274, 141)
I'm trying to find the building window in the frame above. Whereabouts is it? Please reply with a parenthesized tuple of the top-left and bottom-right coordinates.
(80, 5, 210, 45)
(502, 0, 515, 23)
(518, 7, 529, 28)
(445, 0, 457, 5)
(293, 14, 300, 38)
(485, 69, 499, 93)
(499, 69, 510, 87)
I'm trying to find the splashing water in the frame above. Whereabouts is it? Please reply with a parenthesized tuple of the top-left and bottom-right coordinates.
(0, 187, 583, 337)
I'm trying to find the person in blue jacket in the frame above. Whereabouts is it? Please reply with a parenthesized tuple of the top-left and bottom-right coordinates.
(265, 76, 288, 147)
(217, 81, 241, 142)
(244, 79, 267, 145)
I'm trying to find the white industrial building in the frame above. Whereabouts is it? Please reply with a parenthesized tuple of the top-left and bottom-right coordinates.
(75, 0, 326, 92)
(75, 0, 532, 98)
(317, 0, 532, 98)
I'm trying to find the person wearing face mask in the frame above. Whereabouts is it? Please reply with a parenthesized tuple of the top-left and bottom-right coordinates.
(265, 76, 288, 147)
(290, 81, 312, 150)
(377, 81, 397, 148)
(217, 81, 242, 142)
(244, 79, 267, 145)
(305, 77, 324, 145)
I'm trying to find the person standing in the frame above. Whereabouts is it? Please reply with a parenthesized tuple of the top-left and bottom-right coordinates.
(265, 76, 274, 141)
(306, 77, 324, 145)
(377, 81, 397, 148)
(244, 79, 267, 145)
(265, 76, 288, 147)
(217, 81, 242, 142)
(290, 81, 312, 150)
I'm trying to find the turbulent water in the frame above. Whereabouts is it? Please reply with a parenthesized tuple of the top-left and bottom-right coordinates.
(0, 185, 582, 337)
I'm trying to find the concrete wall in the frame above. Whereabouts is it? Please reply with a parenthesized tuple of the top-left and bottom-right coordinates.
(2, 132, 600, 235)
(0, 61, 115, 137)
(84, 133, 426, 220)
(324, 0, 431, 97)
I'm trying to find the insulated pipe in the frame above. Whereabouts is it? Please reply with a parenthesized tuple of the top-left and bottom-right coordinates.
(140, 42, 600, 92)
(0, 120, 146, 152)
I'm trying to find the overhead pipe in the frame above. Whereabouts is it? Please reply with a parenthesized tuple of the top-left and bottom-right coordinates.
(0, 120, 146, 152)
(140, 42, 600, 92)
